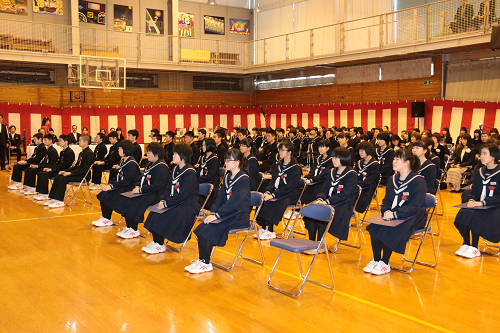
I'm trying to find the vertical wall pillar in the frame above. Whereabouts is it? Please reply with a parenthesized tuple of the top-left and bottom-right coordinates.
(71, 0, 80, 57)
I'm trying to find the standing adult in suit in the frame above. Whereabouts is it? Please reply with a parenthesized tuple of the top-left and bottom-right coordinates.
(450, 0, 474, 33)
(8, 125, 21, 163)
(68, 125, 81, 144)
(0, 114, 9, 170)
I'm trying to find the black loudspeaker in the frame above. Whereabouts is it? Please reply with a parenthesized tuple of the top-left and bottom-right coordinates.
(411, 101, 425, 118)
(491, 25, 500, 50)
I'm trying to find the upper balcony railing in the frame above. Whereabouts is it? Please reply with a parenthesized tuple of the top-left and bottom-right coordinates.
(0, 0, 497, 70)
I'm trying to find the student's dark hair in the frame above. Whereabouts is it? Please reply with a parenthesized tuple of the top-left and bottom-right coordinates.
(43, 134, 53, 141)
(422, 137, 434, 151)
(267, 129, 277, 137)
(110, 127, 116, 132)
(82, 127, 88, 131)
(432, 132, 442, 142)
(297, 127, 306, 135)
(412, 140, 431, 159)
(461, 133, 473, 147)
(239, 137, 253, 148)
(377, 131, 391, 143)
(184, 131, 194, 138)
(9, 125, 16, 130)
(275, 127, 284, 134)
(108, 131, 119, 139)
(365, 131, 374, 141)
(337, 132, 350, 143)
(48, 128, 54, 132)
(198, 128, 207, 135)
(151, 128, 159, 135)
(357, 127, 364, 135)
(96, 133, 106, 140)
(359, 133, 369, 141)
(100, 128, 106, 134)
(173, 143, 193, 163)
(238, 128, 249, 136)
(152, 134, 163, 142)
(473, 129, 481, 137)
(460, 126, 468, 133)
(165, 131, 175, 139)
(224, 148, 247, 170)
(395, 148, 420, 172)
(59, 134, 69, 143)
(233, 126, 241, 131)
(42, 117, 50, 125)
(490, 128, 499, 135)
(118, 140, 135, 157)
(358, 141, 374, 156)
(332, 147, 352, 166)
(289, 128, 297, 136)
(310, 127, 318, 132)
(392, 134, 402, 145)
(318, 139, 331, 149)
(127, 129, 139, 139)
(146, 142, 165, 160)
(80, 134, 91, 145)
(34, 133, 44, 140)
(116, 127, 122, 132)
(278, 141, 297, 165)
(213, 131, 224, 139)
(482, 131, 491, 137)
(252, 127, 260, 134)
(411, 132, 422, 141)
(413, 128, 421, 133)
(481, 143, 500, 163)
(204, 138, 217, 153)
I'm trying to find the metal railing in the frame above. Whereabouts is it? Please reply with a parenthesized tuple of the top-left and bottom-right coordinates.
(0, 0, 497, 70)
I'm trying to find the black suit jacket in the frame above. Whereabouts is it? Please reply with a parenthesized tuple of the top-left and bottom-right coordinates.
(455, 3, 474, 22)
(93, 142, 108, 161)
(0, 123, 8, 145)
(68, 132, 81, 144)
(8, 133, 21, 148)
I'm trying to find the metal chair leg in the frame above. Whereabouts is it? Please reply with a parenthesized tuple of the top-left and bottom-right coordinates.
(339, 213, 362, 249)
(482, 240, 500, 256)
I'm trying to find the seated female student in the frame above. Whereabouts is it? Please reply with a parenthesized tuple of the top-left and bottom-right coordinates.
(93, 143, 169, 238)
(93, 140, 141, 229)
(412, 140, 438, 194)
(454, 143, 500, 259)
(337, 133, 355, 166)
(447, 134, 475, 192)
(239, 137, 261, 191)
(185, 149, 252, 274)
(303, 147, 358, 254)
(255, 141, 302, 240)
(364, 148, 427, 275)
(376, 131, 395, 186)
(196, 138, 220, 208)
(354, 142, 380, 214)
(391, 135, 402, 152)
(142, 143, 200, 254)
(423, 137, 441, 178)
(431, 133, 450, 169)
(301, 140, 333, 205)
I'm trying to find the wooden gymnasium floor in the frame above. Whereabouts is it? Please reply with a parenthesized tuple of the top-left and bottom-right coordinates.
(0, 169, 499, 333)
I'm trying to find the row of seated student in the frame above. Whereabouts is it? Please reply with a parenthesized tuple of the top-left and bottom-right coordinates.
(7, 127, 500, 275)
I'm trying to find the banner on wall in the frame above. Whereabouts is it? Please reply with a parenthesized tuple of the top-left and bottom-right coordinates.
(229, 18, 250, 35)
(204, 15, 225, 35)
(178, 12, 194, 37)
(78, 1, 105, 25)
(146, 8, 163, 35)
(0, 0, 28, 15)
(114, 5, 133, 32)
(33, 0, 63, 15)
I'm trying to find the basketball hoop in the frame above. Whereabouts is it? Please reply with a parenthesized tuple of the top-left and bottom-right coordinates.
(101, 80, 113, 92)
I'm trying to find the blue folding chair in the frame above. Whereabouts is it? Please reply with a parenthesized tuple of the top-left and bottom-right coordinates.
(280, 177, 307, 238)
(267, 204, 335, 297)
(211, 191, 266, 271)
(339, 185, 363, 249)
(218, 167, 227, 186)
(391, 193, 438, 274)
(164, 183, 214, 252)
(359, 175, 382, 225)
(256, 172, 265, 192)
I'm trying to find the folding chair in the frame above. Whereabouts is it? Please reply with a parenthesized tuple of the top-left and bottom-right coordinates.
(219, 167, 226, 186)
(211, 191, 266, 271)
(391, 193, 438, 274)
(164, 183, 214, 252)
(339, 185, 363, 249)
(101, 169, 110, 185)
(64, 164, 94, 206)
(280, 177, 307, 238)
(482, 240, 500, 256)
(267, 204, 335, 298)
(435, 154, 451, 218)
(359, 175, 382, 224)
(256, 172, 265, 192)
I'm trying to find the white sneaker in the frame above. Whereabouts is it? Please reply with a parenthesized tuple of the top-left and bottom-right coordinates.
(48, 200, 65, 208)
(371, 261, 391, 275)
(34, 194, 50, 201)
(89, 184, 102, 190)
(253, 227, 265, 239)
(43, 199, 57, 206)
(259, 229, 277, 240)
(461, 246, 481, 259)
(118, 228, 140, 239)
(185, 259, 201, 271)
(116, 227, 130, 237)
(92, 216, 113, 227)
(8, 182, 23, 190)
(142, 242, 166, 254)
(24, 188, 37, 196)
(187, 259, 213, 274)
(455, 245, 469, 256)
(363, 260, 378, 273)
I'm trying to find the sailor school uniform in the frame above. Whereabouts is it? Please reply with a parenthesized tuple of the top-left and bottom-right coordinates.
(354, 157, 380, 213)
(97, 158, 142, 208)
(418, 159, 437, 194)
(454, 165, 500, 243)
(144, 164, 200, 243)
(111, 159, 170, 222)
(258, 162, 302, 225)
(197, 154, 221, 208)
(194, 171, 251, 246)
(366, 172, 427, 254)
(376, 147, 395, 185)
(301, 155, 333, 205)
(305, 167, 358, 240)
(244, 153, 261, 191)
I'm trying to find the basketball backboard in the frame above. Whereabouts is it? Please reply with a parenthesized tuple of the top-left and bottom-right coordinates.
(77, 55, 126, 90)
